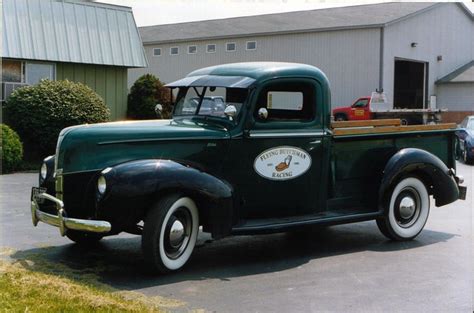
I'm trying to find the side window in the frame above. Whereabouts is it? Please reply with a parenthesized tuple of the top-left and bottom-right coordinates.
(353, 99, 368, 107)
(460, 117, 468, 128)
(255, 81, 315, 121)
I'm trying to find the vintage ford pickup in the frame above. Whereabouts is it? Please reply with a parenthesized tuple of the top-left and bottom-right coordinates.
(31, 62, 466, 273)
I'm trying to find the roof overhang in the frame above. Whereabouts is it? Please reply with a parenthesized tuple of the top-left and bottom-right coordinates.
(436, 61, 474, 84)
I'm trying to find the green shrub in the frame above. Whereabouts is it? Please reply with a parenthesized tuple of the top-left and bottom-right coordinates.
(1, 124, 23, 174)
(4, 80, 110, 159)
(127, 74, 172, 119)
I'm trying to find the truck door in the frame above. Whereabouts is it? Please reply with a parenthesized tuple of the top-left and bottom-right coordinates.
(350, 98, 370, 120)
(225, 78, 325, 219)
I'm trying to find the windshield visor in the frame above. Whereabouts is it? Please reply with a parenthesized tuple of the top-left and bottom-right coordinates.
(166, 75, 255, 88)
(173, 87, 248, 119)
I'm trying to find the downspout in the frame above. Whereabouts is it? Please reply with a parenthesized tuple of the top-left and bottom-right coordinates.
(378, 26, 384, 93)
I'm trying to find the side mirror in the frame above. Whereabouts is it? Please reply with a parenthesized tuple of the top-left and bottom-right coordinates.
(224, 105, 237, 119)
(155, 104, 163, 117)
(258, 107, 268, 120)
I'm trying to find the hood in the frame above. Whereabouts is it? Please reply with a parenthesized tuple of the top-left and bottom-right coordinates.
(57, 119, 230, 173)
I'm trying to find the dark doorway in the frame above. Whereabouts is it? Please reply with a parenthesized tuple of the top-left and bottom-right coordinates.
(393, 60, 426, 109)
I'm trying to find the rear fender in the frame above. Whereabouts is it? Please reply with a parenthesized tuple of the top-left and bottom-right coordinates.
(379, 148, 459, 209)
(97, 159, 235, 238)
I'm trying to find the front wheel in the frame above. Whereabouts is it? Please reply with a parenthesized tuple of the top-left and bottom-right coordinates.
(376, 177, 430, 241)
(142, 195, 199, 273)
(334, 114, 347, 121)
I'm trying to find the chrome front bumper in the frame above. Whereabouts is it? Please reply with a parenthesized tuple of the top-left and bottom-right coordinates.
(31, 191, 112, 236)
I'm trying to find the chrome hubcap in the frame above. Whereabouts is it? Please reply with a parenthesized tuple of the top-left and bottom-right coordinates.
(163, 207, 192, 260)
(394, 187, 421, 228)
(169, 220, 185, 248)
(399, 197, 416, 219)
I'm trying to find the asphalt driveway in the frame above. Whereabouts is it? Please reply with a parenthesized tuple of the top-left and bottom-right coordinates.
(1, 162, 472, 312)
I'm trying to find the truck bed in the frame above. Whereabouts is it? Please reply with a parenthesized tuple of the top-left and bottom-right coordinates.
(328, 119, 457, 213)
(331, 119, 456, 136)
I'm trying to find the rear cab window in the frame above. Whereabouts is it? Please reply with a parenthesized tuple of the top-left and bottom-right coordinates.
(254, 80, 316, 122)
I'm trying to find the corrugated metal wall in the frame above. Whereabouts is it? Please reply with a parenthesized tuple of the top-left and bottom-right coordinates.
(56, 63, 128, 120)
(129, 28, 381, 108)
(383, 4, 473, 108)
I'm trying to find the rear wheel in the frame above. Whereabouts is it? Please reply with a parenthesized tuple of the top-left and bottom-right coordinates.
(376, 177, 430, 241)
(142, 195, 199, 273)
(66, 230, 103, 245)
(334, 114, 347, 121)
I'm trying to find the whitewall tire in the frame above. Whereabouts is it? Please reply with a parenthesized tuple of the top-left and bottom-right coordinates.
(142, 195, 199, 273)
(377, 177, 430, 241)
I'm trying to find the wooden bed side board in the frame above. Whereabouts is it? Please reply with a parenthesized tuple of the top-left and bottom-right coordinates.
(332, 123, 457, 136)
(331, 119, 401, 128)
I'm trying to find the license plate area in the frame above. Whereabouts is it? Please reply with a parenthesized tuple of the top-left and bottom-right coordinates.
(31, 187, 47, 204)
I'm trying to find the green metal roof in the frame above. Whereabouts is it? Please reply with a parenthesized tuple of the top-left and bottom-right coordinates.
(2, 0, 148, 68)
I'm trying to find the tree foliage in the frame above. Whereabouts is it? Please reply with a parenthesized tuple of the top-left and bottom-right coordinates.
(127, 74, 172, 119)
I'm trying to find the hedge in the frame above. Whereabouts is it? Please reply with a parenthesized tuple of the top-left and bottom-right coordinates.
(4, 80, 110, 160)
(1, 124, 23, 173)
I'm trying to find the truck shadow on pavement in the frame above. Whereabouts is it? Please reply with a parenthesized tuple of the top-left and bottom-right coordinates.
(10, 222, 456, 291)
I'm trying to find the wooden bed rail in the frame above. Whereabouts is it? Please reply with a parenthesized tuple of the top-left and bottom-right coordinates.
(331, 119, 457, 136)
(331, 119, 401, 128)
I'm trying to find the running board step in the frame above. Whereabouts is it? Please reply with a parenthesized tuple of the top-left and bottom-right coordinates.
(232, 210, 381, 235)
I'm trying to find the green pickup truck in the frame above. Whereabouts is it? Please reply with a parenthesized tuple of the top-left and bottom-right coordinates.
(31, 62, 466, 273)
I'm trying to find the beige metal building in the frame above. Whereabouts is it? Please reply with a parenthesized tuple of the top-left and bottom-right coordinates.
(130, 2, 473, 122)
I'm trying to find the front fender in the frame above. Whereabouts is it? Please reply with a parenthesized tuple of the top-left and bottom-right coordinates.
(98, 159, 235, 237)
(379, 148, 459, 209)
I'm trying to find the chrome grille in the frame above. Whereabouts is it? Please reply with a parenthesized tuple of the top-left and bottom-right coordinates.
(55, 168, 64, 201)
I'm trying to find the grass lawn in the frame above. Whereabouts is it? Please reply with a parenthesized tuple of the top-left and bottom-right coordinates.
(0, 260, 162, 312)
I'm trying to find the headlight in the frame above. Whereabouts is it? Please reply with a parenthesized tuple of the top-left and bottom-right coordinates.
(97, 176, 107, 195)
(40, 163, 48, 180)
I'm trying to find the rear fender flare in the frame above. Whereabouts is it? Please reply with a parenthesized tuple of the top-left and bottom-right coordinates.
(379, 148, 459, 210)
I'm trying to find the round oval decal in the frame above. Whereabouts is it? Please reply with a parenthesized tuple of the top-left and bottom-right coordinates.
(254, 146, 312, 181)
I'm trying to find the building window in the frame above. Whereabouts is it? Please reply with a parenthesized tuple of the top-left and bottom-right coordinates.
(170, 47, 179, 55)
(246, 41, 257, 50)
(153, 48, 161, 56)
(188, 45, 197, 54)
(25, 63, 55, 85)
(207, 44, 216, 53)
(2, 60, 25, 83)
(226, 42, 236, 52)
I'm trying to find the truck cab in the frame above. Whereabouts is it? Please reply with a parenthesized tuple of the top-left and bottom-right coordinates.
(31, 62, 466, 274)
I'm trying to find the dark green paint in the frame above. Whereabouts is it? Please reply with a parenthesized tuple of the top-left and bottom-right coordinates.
(55, 62, 458, 227)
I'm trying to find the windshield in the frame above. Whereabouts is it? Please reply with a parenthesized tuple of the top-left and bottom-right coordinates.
(173, 87, 247, 119)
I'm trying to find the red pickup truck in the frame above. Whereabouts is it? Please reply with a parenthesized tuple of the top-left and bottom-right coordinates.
(332, 96, 444, 125)
(333, 97, 372, 121)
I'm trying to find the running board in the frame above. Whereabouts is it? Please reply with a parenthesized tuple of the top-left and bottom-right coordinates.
(231, 210, 381, 235)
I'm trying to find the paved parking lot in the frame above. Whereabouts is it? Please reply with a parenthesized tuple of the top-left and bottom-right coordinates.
(0, 162, 472, 312)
